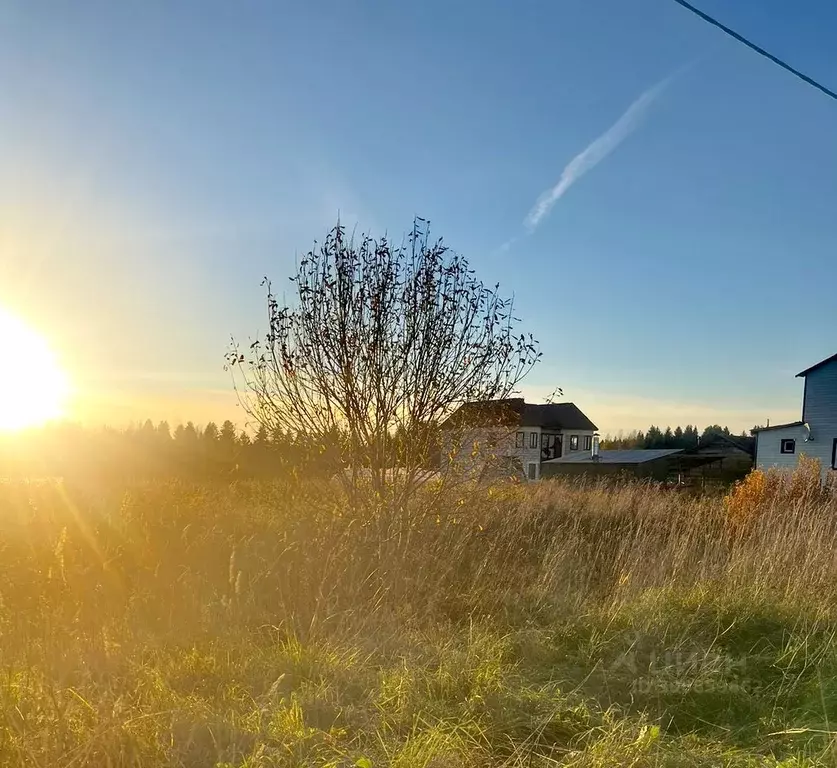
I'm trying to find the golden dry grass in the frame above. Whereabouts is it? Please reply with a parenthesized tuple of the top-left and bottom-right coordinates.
(2, 465, 837, 765)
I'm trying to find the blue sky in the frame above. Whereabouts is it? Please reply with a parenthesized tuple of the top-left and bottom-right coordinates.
(1, 0, 836, 433)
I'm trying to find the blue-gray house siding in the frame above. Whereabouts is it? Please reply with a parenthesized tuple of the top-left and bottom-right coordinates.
(801, 361, 837, 472)
(755, 355, 837, 477)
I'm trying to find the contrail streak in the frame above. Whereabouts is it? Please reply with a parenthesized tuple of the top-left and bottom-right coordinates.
(524, 76, 671, 231)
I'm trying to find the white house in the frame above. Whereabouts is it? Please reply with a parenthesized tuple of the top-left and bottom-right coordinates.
(440, 398, 598, 481)
(754, 353, 837, 477)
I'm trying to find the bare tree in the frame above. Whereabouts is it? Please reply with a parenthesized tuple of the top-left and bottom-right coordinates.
(227, 217, 539, 504)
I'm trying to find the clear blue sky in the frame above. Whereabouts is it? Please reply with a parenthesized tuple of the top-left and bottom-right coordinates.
(1, 0, 836, 433)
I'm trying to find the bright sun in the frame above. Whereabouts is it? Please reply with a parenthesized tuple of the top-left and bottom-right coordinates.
(0, 307, 70, 431)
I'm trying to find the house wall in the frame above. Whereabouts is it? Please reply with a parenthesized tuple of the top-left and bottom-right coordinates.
(801, 361, 837, 474)
(512, 426, 542, 478)
(442, 426, 542, 478)
(442, 427, 509, 466)
(755, 423, 810, 473)
(559, 429, 596, 457)
(442, 425, 596, 481)
(756, 360, 837, 477)
(508, 426, 596, 479)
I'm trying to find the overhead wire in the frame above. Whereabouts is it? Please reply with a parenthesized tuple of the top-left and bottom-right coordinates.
(671, 0, 837, 102)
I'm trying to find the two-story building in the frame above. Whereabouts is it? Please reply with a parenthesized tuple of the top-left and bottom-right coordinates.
(755, 352, 837, 477)
(440, 397, 598, 481)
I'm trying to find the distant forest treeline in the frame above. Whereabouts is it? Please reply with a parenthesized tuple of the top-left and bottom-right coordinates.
(0, 419, 755, 481)
(0, 419, 443, 482)
(601, 424, 753, 451)
(0, 420, 337, 481)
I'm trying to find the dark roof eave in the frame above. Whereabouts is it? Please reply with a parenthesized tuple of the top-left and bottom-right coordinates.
(796, 353, 837, 378)
(752, 421, 804, 433)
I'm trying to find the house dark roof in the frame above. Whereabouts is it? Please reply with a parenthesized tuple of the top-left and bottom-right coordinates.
(521, 403, 598, 431)
(441, 398, 597, 431)
(440, 398, 526, 429)
(545, 449, 682, 465)
(797, 353, 837, 378)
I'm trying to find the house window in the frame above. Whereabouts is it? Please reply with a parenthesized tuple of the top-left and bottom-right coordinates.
(780, 438, 796, 454)
(541, 434, 558, 460)
(515, 431, 524, 448)
(570, 435, 579, 451)
(583, 435, 592, 451)
(527, 462, 539, 481)
(530, 432, 539, 448)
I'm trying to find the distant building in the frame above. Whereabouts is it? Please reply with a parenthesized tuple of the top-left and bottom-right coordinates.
(440, 398, 597, 481)
(691, 433, 754, 483)
(754, 353, 837, 477)
(542, 448, 684, 481)
(543, 434, 754, 486)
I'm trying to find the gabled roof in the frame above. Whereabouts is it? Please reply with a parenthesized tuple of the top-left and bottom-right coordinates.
(441, 399, 597, 431)
(797, 353, 837, 378)
(440, 398, 525, 429)
(545, 449, 682, 465)
(521, 403, 598, 431)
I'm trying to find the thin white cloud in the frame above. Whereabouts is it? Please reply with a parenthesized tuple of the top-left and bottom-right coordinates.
(524, 75, 672, 231)
(496, 235, 520, 254)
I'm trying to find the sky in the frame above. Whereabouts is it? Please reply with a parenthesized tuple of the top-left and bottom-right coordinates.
(1, 0, 837, 435)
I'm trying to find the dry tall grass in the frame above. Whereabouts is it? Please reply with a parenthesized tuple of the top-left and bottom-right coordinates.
(2, 465, 837, 765)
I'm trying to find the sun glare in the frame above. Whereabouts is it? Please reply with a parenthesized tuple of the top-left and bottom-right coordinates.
(0, 307, 69, 431)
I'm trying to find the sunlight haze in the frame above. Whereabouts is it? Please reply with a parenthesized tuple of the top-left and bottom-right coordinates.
(1, 0, 835, 433)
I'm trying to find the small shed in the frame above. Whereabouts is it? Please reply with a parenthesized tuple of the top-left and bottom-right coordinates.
(689, 433, 754, 484)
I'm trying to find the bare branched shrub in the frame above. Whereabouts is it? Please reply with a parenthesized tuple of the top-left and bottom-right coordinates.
(227, 218, 539, 504)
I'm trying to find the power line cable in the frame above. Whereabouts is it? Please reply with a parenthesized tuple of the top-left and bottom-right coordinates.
(671, 0, 837, 102)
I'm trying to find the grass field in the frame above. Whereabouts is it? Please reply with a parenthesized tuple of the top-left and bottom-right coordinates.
(2, 464, 837, 766)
